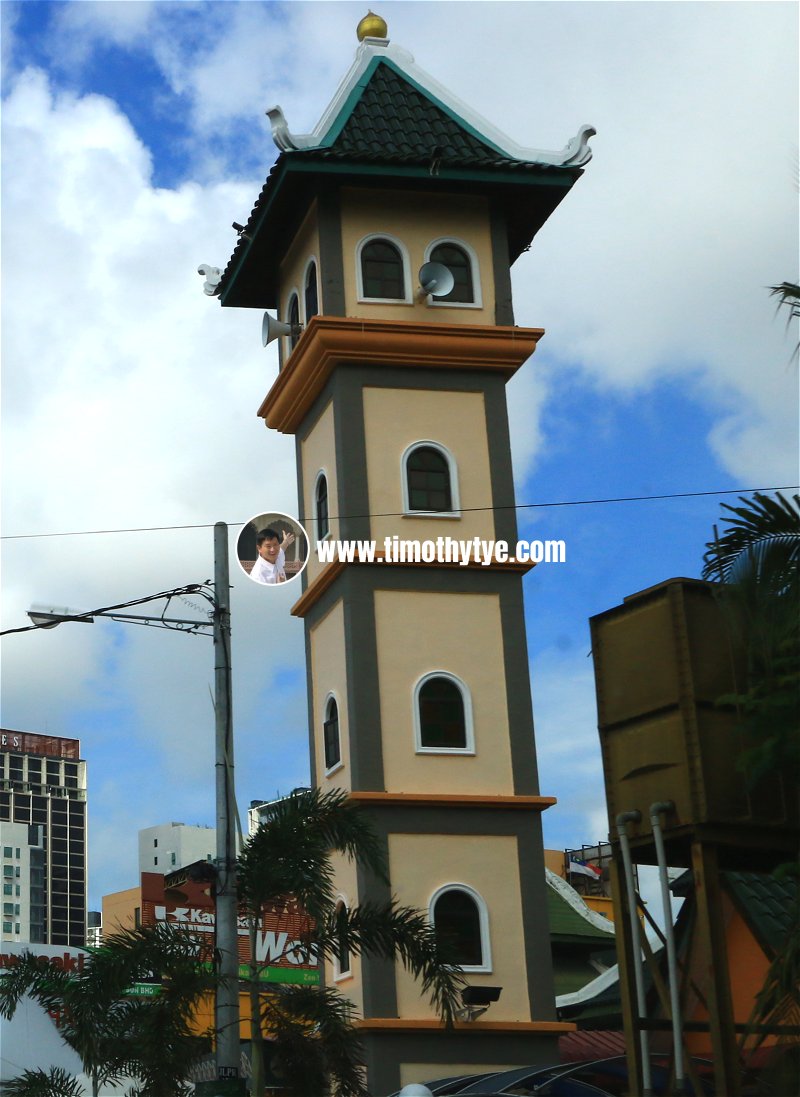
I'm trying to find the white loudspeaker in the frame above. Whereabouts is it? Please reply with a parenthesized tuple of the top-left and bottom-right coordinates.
(418, 261, 455, 298)
(261, 312, 301, 346)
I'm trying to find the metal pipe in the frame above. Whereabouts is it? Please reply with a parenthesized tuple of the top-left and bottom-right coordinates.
(651, 801, 685, 1093)
(213, 522, 241, 1085)
(616, 810, 652, 1096)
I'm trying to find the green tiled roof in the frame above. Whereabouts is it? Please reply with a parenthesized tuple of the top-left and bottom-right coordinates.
(218, 51, 582, 307)
(724, 870, 799, 956)
(547, 884, 616, 944)
(320, 60, 530, 170)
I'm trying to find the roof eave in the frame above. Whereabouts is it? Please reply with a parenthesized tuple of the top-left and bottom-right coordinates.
(219, 155, 581, 308)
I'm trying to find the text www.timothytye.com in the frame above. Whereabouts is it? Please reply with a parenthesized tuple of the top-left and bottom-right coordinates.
(316, 536, 566, 566)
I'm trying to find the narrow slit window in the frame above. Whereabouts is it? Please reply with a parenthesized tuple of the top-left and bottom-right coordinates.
(324, 698, 341, 771)
(305, 262, 319, 321)
(288, 293, 300, 350)
(316, 474, 329, 539)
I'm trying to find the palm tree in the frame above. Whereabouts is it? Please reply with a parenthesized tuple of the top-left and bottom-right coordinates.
(237, 787, 465, 1097)
(702, 491, 800, 1049)
(0, 922, 212, 1096)
(702, 490, 800, 782)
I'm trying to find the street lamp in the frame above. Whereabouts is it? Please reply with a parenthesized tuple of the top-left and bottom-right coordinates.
(15, 522, 244, 1094)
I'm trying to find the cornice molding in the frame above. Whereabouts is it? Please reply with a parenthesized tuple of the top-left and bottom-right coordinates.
(356, 1018, 575, 1033)
(348, 792, 556, 812)
(290, 554, 536, 618)
(259, 316, 543, 433)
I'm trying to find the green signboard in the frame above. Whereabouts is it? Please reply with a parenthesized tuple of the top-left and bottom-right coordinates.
(244, 964, 319, 985)
(124, 982, 162, 997)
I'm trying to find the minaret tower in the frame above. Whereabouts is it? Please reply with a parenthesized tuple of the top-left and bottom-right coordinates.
(213, 15, 594, 1093)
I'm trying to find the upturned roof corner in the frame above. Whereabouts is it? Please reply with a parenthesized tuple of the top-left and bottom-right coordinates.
(265, 38, 596, 169)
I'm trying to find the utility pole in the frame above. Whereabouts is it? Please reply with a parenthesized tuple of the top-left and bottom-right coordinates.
(17, 525, 246, 1093)
(212, 521, 244, 1092)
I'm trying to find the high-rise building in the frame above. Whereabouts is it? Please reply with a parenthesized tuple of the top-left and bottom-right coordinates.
(0, 730, 87, 946)
(137, 821, 216, 875)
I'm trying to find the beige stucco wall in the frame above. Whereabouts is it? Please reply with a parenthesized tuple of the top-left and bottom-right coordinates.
(325, 849, 364, 1016)
(279, 201, 321, 356)
(309, 599, 350, 791)
(401, 1065, 513, 1088)
(362, 387, 495, 546)
(389, 834, 530, 1021)
(339, 187, 495, 323)
(102, 886, 141, 935)
(543, 849, 566, 878)
(374, 590, 513, 795)
(301, 398, 338, 584)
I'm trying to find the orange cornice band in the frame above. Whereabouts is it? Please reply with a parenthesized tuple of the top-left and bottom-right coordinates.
(291, 555, 535, 617)
(259, 316, 544, 433)
(356, 1018, 575, 1033)
(348, 792, 556, 811)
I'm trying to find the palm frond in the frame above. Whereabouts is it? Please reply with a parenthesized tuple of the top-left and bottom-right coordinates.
(769, 281, 800, 321)
(317, 901, 466, 1026)
(769, 281, 800, 357)
(702, 491, 800, 589)
(3, 1067, 85, 1097)
(264, 984, 368, 1097)
(0, 952, 74, 1019)
(0, 926, 211, 1095)
(238, 788, 387, 919)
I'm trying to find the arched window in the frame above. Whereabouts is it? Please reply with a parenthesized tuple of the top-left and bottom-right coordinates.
(414, 672, 474, 753)
(305, 261, 319, 322)
(429, 242, 474, 303)
(404, 443, 457, 514)
(323, 696, 341, 772)
(287, 293, 300, 351)
(430, 885, 491, 971)
(315, 472, 329, 540)
(360, 237, 406, 300)
(333, 899, 351, 978)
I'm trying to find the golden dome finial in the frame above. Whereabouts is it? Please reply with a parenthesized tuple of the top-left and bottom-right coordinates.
(357, 11, 388, 41)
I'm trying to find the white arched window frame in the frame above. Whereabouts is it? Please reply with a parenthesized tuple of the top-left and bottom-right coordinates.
(314, 468, 330, 541)
(303, 256, 320, 322)
(332, 895, 352, 980)
(284, 288, 301, 355)
(413, 670, 475, 755)
(401, 440, 461, 518)
(323, 691, 343, 776)
(423, 237, 483, 309)
(429, 883, 492, 973)
(356, 232, 413, 304)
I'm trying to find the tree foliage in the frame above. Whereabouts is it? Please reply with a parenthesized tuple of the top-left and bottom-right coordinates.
(0, 924, 212, 1097)
(238, 788, 465, 1096)
(3, 1067, 85, 1097)
(703, 492, 800, 1047)
(702, 491, 800, 783)
(768, 281, 800, 357)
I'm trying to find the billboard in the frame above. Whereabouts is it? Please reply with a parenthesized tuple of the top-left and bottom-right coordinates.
(140, 870, 319, 985)
(0, 730, 81, 759)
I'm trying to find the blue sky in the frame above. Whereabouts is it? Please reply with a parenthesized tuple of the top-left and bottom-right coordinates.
(1, 1, 798, 912)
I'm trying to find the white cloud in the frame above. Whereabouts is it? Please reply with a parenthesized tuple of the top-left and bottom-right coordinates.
(2, 1, 797, 907)
(532, 648, 610, 851)
(1, 65, 310, 903)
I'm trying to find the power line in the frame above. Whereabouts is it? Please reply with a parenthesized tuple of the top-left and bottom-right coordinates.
(1, 485, 797, 541)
